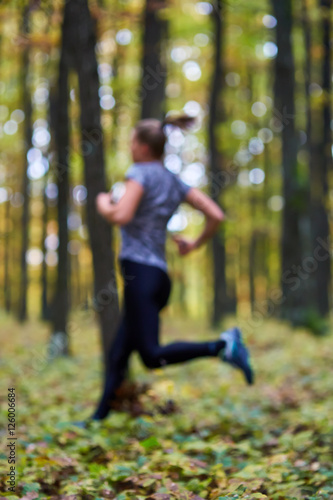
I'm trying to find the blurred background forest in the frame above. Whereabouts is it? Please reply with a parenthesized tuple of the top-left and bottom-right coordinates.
(0, 0, 332, 364)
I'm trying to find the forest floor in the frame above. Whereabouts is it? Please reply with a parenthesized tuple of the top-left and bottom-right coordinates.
(0, 311, 333, 500)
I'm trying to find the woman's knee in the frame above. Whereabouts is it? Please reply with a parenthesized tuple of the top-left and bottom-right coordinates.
(139, 349, 164, 369)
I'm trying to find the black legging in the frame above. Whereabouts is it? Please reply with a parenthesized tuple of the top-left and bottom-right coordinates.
(92, 259, 225, 420)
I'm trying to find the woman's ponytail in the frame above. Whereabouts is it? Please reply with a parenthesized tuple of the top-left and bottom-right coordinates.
(161, 114, 196, 131)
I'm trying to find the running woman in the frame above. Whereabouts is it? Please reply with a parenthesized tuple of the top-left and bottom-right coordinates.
(86, 115, 254, 424)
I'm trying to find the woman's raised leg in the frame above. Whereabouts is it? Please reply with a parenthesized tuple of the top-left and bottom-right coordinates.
(122, 260, 226, 369)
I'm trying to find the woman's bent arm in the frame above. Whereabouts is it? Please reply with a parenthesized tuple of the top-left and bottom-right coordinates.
(173, 187, 224, 256)
(96, 179, 144, 226)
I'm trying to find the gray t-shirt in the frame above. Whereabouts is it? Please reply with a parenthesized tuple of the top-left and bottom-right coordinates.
(119, 161, 191, 272)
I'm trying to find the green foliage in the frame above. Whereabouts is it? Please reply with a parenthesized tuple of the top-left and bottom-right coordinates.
(292, 308, 330, 337)
(1, 313, 333, 499)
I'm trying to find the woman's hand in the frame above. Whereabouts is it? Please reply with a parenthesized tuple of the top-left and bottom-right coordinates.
(172, 235, 198, 256)
(96, 192, 111, 217)
(95, 181, 144, 226)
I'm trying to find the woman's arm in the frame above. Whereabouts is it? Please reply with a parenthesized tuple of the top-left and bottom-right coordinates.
(172, 187, 224, 256)
(96, 179, 144, 226)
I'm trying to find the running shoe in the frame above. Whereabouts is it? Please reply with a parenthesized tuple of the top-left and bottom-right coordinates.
(218, 327, 254, 385)
(70, 418, 97, 429)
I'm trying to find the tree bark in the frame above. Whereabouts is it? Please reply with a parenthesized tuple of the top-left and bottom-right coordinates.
(4, 199, 11, 313)
(300, 0, 331, 319)
(40, 171, 49, 320)
(18, 5, 32, 322)
(68, 0, 120, 371)
(271, 0, 307, 323)
(49, 11, 71, 356)
(309, 0, 331, 315)
(208, 0, 235, 326)
(299, 0, 320, 315)
(249, 232, 257, 314)
(140, 0, 167, 120)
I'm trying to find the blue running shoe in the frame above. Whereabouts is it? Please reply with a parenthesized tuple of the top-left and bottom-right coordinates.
(218, 327, 254, 385)
(70, 418, 97, 429)
(70, 420, 90, 429)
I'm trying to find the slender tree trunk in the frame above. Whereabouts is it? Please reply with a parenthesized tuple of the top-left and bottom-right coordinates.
(4, 199, 11, 313)
(109, 2, 124, 155)
(1, 1, 9, 314)
(301, 0, 331, 319)
(110, 43, 121, 153)
(68, 0, 120, 371)
(40, 171, 49, 320)
(271, 0, 307, 323)
(18, 5, 32, 322)
(300, 0, 317, 301)
(301, 0, 313, 188)
(208, 0, 235, 325)
(140, 0, 167, 119)
(49, 13, 71, 356)
(249, 232, 257, 314)
(309, 0, 331, 315)
(263, 144, 273, 299)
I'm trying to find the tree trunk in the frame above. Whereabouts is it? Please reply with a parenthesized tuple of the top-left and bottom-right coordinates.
(18, 5, 32, 322)
(299, 0, 320, 310)
(301, 0, 331, 320)
(208, 0, 235, 326)
(4, 199, 11, 313)
(271, 0, 307, 324)
(309, 0, 331, 315)
(140, 0, 167, 120)
(49, 11, 71, 357)
(249, 232, 257, 314)
(68, 0, 120, 372)
(110, 41, 121, 153)
(40, 171, 49, 320)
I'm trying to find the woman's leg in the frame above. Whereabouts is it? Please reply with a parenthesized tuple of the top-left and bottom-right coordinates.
(136, 301, 225, 368)
(91, 312, 134, 420)
(121, 260, 225, 369)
